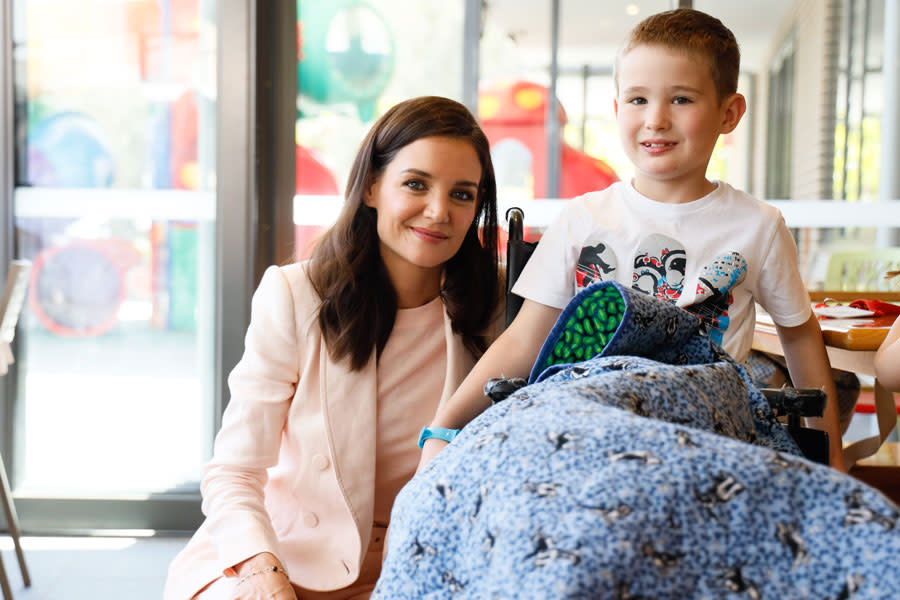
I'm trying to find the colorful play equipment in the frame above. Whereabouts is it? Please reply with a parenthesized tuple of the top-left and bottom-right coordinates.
(28, 239, 141, 338)
(479, 80, 618, 202)
(23, 91, 198, 338)
(26, 111, 115, 188)
(297, 0, 395, 121)
(23, 109, 133, 337)
(22, 1, 210, 338)
(293, 0, 393, 257)
(148, 89, 201, 332)
(295, 145, 340, 260)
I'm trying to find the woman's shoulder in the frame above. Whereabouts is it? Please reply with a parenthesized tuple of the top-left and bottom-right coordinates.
(257, 261, 320, 319)
(271, 260, 312, 283)
(262, 261, 314, 289)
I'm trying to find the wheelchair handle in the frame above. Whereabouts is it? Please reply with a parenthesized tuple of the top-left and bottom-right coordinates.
(506, 207, 525, 242)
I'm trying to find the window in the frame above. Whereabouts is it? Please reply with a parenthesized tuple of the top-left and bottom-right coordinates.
(766, 38, 794, 200)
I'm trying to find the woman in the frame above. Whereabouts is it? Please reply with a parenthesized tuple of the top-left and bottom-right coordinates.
(164, 96, 501, 600)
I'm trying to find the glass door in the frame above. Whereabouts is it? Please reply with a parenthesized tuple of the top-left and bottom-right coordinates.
(6, 0, 218, 531)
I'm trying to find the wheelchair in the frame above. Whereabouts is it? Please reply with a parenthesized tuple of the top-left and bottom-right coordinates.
(502, 206, 830, 465)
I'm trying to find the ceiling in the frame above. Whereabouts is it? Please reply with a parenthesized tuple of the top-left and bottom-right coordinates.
(482, 0, 796, 72)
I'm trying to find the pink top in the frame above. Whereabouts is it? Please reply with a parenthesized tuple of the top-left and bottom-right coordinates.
(373, 296, 446, 524)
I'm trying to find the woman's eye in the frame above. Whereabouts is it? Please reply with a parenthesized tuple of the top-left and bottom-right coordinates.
(452, 190, 475, 202)
(404, 180, 426, 191)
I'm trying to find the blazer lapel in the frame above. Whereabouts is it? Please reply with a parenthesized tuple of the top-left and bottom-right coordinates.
(319, 305, 476, 543)
(320, 343, 377, 539)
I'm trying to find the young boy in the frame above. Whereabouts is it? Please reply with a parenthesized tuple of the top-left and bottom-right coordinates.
(419, 8, 844, 471)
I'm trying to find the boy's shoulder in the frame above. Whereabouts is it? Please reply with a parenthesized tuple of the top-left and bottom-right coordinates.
(575, 181, 779, 217)
(559, 182, 785, 237)
(572, 181, 628, 208)
(715, 180, 765, 203)
(577, 180, 626, 199)
(713, 181, 783, 220)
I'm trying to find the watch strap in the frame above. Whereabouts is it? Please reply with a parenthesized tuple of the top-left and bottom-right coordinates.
(417, 426, 460, 448)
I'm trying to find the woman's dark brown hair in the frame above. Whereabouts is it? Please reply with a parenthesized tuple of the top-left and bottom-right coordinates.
(307, 96, 500, 370)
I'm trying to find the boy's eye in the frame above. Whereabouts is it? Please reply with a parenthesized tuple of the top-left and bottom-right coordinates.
(628, 97, 647, 105)
(404, 180, 426, 191)
(672, 96, 692, 105)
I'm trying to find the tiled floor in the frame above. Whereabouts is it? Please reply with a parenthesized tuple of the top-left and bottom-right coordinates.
(0, 534, 189, 599)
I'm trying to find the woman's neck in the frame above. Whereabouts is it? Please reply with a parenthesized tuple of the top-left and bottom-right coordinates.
(390, 268, 442, 309)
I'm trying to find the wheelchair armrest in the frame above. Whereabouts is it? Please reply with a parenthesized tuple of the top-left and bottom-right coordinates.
(484, 376, 528, 403)
(759, 386, 826, 419)
(760, 387, 830, 465)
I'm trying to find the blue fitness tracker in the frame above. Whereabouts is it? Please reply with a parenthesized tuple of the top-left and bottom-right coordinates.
(418, 426, 460, 448)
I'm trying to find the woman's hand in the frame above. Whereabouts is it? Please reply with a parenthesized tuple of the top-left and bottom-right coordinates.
(231, 552, 297, 600)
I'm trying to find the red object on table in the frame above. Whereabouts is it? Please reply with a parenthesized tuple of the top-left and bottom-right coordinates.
(848, 299, 900, 317)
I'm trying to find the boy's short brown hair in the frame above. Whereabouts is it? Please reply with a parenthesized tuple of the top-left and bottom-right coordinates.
(615, 8, 740, 102)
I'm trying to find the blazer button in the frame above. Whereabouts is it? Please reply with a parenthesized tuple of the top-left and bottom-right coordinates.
(302, 512, 319, 528)
(311, 454, 330, 471)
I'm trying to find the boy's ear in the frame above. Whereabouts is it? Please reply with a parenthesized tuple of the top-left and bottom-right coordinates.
(719, 93, 747, 135)
(613, 98, 619, 117)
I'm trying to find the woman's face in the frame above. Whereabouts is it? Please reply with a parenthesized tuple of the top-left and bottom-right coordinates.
(365, 135, 481, 285)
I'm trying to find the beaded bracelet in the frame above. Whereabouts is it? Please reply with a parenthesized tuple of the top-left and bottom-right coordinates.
(236, 565, 290, 586)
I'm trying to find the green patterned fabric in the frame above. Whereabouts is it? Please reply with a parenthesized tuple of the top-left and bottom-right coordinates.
(536, 285, 625, 373)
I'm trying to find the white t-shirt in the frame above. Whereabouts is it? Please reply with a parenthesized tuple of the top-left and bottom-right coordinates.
(511, 180, 812, 362)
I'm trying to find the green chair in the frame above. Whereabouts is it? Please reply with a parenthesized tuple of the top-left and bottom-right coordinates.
(824, 248, 900, 292)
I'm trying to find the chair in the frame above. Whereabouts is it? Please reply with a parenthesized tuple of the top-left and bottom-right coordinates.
(0, 260, 32, 599)
(503, 208, 830, 464)
(824, 248, 900, 292)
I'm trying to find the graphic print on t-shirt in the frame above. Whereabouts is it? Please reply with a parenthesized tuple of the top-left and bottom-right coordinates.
(575, 232, 747, 345)
(685, 251, 748, 344)
(576, 241, 618, 288)
(632, 234, 686, 301)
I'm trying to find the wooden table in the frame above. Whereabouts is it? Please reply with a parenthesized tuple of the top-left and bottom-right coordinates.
(752, 301, 897, 469)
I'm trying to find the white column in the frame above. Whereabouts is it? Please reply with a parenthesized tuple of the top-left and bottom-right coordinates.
(462, 0, 481, 116)
(546, 0, 560, 198)
(878, 0, 900, 246)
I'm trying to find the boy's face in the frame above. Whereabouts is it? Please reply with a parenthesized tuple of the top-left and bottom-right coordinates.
(614, 44, 745, 202)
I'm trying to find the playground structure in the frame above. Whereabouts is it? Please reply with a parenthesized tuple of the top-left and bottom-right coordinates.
(479, 80, 618, 203)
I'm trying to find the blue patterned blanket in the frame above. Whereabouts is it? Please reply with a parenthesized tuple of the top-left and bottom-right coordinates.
(374, 282, 900, 599)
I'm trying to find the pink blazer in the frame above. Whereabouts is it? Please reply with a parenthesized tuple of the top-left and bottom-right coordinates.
(165, 263, 487, 599)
